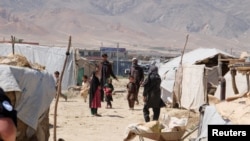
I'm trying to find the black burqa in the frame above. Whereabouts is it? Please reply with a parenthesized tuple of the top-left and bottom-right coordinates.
(142, 66, 165, 108)
(89, 71, 100, 108)
(142, 66, 165, 122)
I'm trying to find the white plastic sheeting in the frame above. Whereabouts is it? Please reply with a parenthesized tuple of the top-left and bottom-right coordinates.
(0, 43, 76, 90)
(181, 64, 206, 111)
(195, 105, 231, 141)
(214, 71, 248, 99)
(0, 65, 56, 130)
(0, 65, 21, 92)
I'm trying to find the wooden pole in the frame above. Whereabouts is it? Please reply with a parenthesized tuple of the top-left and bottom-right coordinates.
(11, 35, 15, 55)
(230, 68, 239, 94)
(218, 54, 222, 77)
(204, 69, 209, 104)
(116, 42, 119, 75)
(180, 34, 189, 65)
(246, 74, 250, 92)
(53, 36, 72, 141)
(172, 34, 189, 108)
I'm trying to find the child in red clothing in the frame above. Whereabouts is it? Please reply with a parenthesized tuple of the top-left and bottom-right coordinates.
(103, 78, 114, 109)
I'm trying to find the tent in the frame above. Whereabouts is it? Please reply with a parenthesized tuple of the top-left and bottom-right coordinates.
(0, 64, 56, 141)
(159, 48, 236, 110)
(0, 43, 95, 90)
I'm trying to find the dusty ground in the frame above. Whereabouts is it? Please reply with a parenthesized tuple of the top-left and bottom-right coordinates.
(48, 78, 199, 141)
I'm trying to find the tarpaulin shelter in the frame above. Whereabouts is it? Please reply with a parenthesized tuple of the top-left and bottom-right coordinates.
(0, 43, 95, 90)
(0, 58, 56, 141)
(159, 48, 235, 110)
(214, 52, 250, 99)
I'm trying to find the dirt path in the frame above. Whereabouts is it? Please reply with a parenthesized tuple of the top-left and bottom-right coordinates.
(48, 79, 199, 141)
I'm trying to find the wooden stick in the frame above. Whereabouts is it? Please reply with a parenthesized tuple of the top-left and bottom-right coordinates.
(53, 36, 72, 141)
(179, 34, 189, 65)
(226, 91, 248, 102)
(11, 35, 15, 55)
(219, 59, 243, 61)
(230, 68, 239, 94)
(181, 125, 198, 140)
(172, 34, 189, 108)
(246, 74, 250, 92)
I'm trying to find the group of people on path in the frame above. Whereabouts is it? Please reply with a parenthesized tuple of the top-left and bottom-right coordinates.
(54, 53, 165, 122)
(0, 53, 165, 140)
(83, 53, 117, 117)
(127, 58, 165, 122)
(84, 54, 165, 121)
(54, 53, 117, 117)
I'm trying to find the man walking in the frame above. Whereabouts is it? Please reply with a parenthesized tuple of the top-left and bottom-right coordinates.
(99, 53, 118, 102)
(129, 58, 144, 105)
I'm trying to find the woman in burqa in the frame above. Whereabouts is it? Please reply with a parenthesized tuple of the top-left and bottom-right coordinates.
(89, 70, 102, 117)
(142, 65, 166, 122)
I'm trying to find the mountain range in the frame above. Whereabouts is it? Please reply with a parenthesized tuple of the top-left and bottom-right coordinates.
(1, 0, 250, 56)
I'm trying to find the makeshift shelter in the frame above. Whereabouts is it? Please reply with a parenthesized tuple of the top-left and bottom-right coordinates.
(195, 96, 250, 141)
(195, 53, 250, 141)
(214, 52, 250, 99)
(159, 48, 235, 110)
(0, 43, 95, 90)
(214, 71, 248, 99)
(74, 49, 96, 85)
(0, 56, 56, 141)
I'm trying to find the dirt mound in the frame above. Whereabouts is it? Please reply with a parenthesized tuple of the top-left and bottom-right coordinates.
(0, 53, 45, 70)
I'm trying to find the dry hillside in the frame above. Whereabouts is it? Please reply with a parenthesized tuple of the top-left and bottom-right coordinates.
(0, 0, 250, 55)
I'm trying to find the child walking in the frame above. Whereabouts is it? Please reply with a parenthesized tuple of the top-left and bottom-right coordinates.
(126, 76, 137, 110)
(80, 75, 90, 103)
(103, 78, 114, 109)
